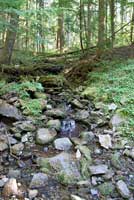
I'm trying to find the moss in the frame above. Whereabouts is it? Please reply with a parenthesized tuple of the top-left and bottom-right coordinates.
(98, 182, 115, 196)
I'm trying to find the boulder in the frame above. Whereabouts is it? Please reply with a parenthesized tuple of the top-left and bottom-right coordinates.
(36, 128, 57, 145)
(89, 165, 108, 175)
(30, 173, 48, 189)
(54, 137, 73, 151)
(47, 119, 61, 131)
(0, 100, 22, 121)
(116, 180, 130, 199)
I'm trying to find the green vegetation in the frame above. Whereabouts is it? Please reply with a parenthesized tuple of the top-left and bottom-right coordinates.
(0, 81, 45, 116)
(84, 59, 134, 139)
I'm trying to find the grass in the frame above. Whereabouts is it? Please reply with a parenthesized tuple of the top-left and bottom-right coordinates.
(85, 59, 134, 139)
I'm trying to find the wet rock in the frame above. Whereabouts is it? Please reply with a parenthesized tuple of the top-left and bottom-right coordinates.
(2, 178, 22, 198)
(54, 137, 73, 151)
(0, 141, 8, 151)
(36, 128, 57, 145)
(30, 173, 48, 189)
(90, 188, 99, 197)
(116, 180, 130, 199)
(0, 100, 22, 121)
(89, 165, 108, 175)
(98, 134, 112, 149)
(28, 189, 38, 199)
(109, 113, 125, 129)
(45, 109, 66, 118)
(37, 152, 81, 184)
(71, 194, 86, 200)
(11, 143, 24, 155)
(76, 145, 92, 162)
(98, 182, 115, 196)
(47, 119, 61, 131)
(71, 99, 83, 109)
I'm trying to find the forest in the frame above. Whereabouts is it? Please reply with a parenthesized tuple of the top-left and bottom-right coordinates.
(0, 0, 134, 200)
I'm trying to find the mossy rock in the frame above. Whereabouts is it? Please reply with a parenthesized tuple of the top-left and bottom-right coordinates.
(98, 182, 115, 196)
(82, 87, 98, 98)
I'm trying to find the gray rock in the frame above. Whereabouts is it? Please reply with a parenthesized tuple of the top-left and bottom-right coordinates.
(30, 173, 48, 189)
(0, 100, 22, 121)
(0, 180, 5, 187)
(45, 109, 66, 118)
(71, 194, 86, 200)
(80, 131, 95, 142)
(98, 134, 112, 149)
(54, 137, 73, 151)
(89, 165, 108, 175)
(37, 152, 81, 184)
(109, 113, 125, 129)
(8, 169, 21, 178)
(71, 99, 83, 109)
(116, 180, 130, 199)
(108, 103, 117, 111)
(111, 152, 121, 169)
(13, 121, 35, 132)
(123, 149, 134, 160)
(28, 189, 38, 199)
(36, 128, 57, 145)
(75, 110, 89, 120)
(47, 119, 61, 131)
(0, 141, 8, 151)
(11, 143, 24, 155)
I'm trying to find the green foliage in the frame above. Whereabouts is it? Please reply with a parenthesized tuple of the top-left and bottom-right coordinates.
(85, 59, 134, 139)
(20, 99, 43, 116)
(0, 81, 43, 99)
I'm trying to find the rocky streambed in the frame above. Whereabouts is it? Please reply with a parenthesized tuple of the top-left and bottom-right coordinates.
(0, 85, 134, 200)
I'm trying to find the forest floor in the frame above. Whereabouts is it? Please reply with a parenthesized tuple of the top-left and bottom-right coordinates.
(0, 46, 134, 200)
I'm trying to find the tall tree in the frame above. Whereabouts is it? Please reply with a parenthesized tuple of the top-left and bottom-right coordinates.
(0, 11, 19, 64)
(110, 0, 115, 47)
(97, 0, 105, 56)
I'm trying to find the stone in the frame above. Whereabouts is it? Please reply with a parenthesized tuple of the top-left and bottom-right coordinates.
(0, 180, 5, 187)
(71, 194, 86, 200)
(76, 149, 81, 160)
(0, 141, 8, 151)
(71, 99, 83, 109)
(37, 152, 81, 184)
(116, 180, 130, 199)
(54, 137, 73, 151)
(30, 173, 48, 189)
(47, 119, 61, 131)
(13, 121, 36, 132)
(108, 103, 117, 111)
(89, 165, 108, 175)
(2, 178, 20, 198)
(45, 109, 66, 118)
(8, 169, 21, 178)
(75, 110, 89, 120)
(0, 100, 22, 121)
(34, 92, 47, 99)
(98, 134, 112, 149)
(28, 189, 38, 199)
(11, 143, 24, 155)
(111, 152, 121, 169)
(80, 131, 95, 142)
(36, 128, 57, 145)
(109, 113, 125, 129)
(123, 149, 134, 160)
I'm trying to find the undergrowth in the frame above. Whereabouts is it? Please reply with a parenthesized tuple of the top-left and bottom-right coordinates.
(86, 59, 134, 139)
(0, 81, 44, 116)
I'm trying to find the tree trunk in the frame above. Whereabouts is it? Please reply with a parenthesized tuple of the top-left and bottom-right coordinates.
(130, 5, 134, 44)
(97, 0, 105, 57)
(87, 1, 91, 48)
(110, 0, 115, 48)
(39, 0, 45, 52)
(0, 12, 19, 64)
(56, 0, 64, 53)
(79, 0, 84, 52)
